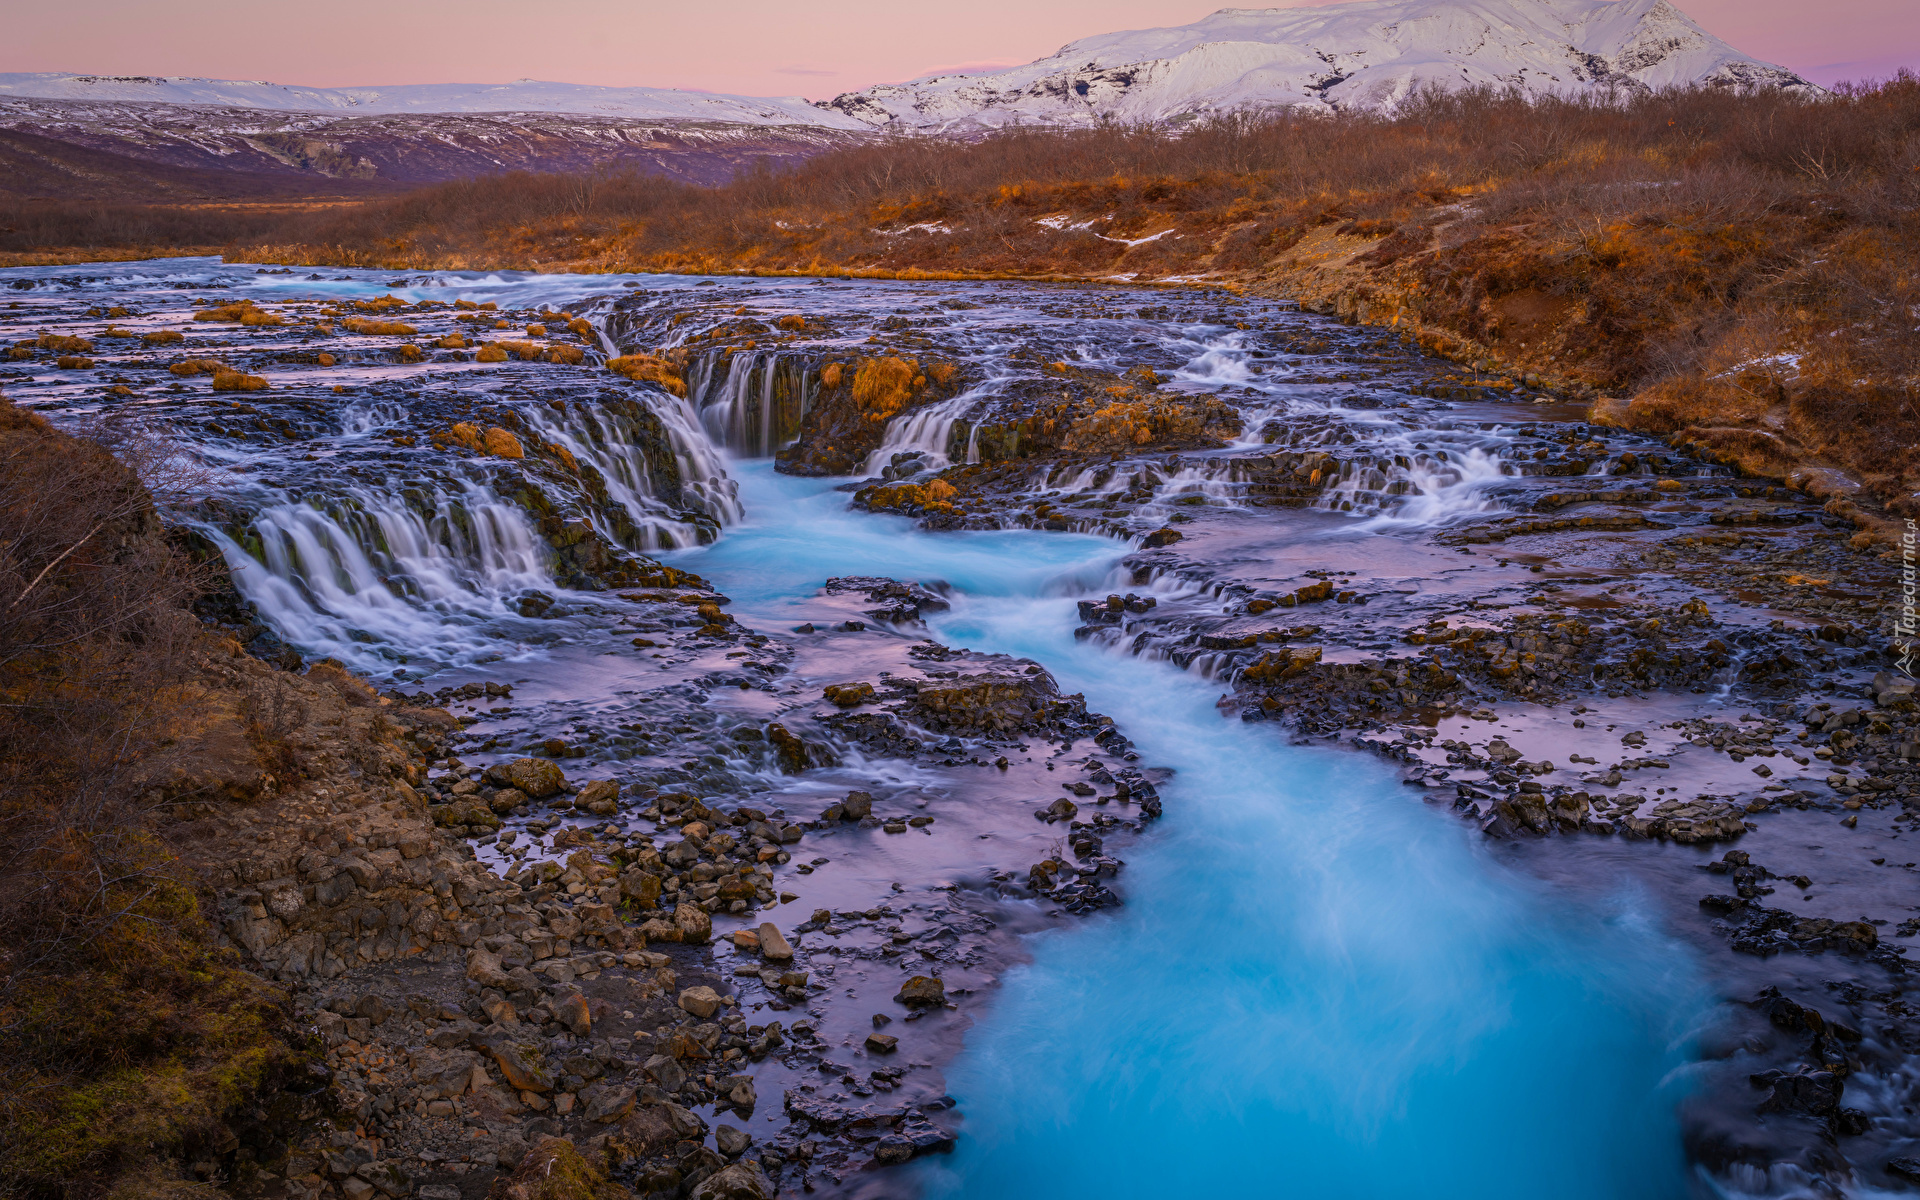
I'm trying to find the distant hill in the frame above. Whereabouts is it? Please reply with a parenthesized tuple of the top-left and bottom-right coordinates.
(0, 99, 867, 201)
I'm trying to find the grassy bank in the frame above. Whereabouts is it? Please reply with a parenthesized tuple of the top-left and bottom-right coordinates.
(0, 401, 302, 1199)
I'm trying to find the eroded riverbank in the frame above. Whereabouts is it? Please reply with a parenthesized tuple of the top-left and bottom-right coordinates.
(0, 258, 1913, 1200)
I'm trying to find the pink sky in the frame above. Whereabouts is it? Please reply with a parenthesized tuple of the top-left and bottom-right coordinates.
(3, 0, 1910, 96)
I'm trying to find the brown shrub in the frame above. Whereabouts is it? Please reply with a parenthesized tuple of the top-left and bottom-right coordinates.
(167, 359, 225, 377)
(35, 334, 92, 353)
(53, 356, 92, 370)
(851, 357, 917, 420)
(475, 344, 508, 363)
(140, 330, 183, 345)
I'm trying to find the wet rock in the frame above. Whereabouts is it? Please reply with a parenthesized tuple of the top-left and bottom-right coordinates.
(1142, 528, 1183, 548)
(485, 758, 566, 798)
(823, 682, 876, 708)
(1039, 797, 1078, 823)
(866, 1032, 899, 1053)
(575, 779, 620, 815)
(840, 790, 874, 820)
(713, 1125, 752, 1158)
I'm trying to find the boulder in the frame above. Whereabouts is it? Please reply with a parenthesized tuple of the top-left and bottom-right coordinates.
(840, 791, 873, 820)
(894, 976, 946, 1007)
(484, 758, 567, 799)
(575, 779, 620, 815)
(673, 903, 712, 945)
(713, 1125, 752, 1158)
(553, 992, 592, 1035)
(486, 1136, 625, 1200)
(678, 986, 722, 1019)
(582, 1085, 635, 1124)
(755, 923, 793, 961)
(689, 1163, 773, 1200)
(487, 1040, 554, 1093)
(865, 1032, 898, 1053)
(618, 1100, 706, 1156)
(466, 948, 513, 989)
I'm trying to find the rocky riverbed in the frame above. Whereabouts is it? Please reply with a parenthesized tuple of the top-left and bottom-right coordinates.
(1, 259, 1915, 1198)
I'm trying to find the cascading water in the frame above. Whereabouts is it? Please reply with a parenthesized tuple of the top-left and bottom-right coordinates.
(202, 479, 551, 672)
(668, 463, 1709, 1200)
(5, 261, 1770, 1198)
(683, 350, 816, 457)
(520, 397, 741, 548)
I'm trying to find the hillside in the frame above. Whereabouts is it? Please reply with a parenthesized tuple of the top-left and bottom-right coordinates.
(0, 99, 867, 201)
(820, 0, 1816, 130)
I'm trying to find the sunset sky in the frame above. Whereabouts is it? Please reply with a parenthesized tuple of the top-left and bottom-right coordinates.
(4, 0, 1912, 96)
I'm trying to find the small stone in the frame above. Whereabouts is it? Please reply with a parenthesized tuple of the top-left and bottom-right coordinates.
(866, 1032, 899, 1053)
(714, 1125, 753, 1158)
(841, 791, 873, 820)
(678, 986, 722, 1019)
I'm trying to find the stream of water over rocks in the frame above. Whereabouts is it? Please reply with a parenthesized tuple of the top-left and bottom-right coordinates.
(3, 259, 1915, 1200)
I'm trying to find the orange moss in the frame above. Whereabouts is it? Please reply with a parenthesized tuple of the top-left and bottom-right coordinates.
(851, 357, 918, 421)
(605, 354, 686, 396)
(341, 317, 419, 336)
(211, 369, 268, 392)
(168, 358, 226, 377)
(140, 330, 184, 345)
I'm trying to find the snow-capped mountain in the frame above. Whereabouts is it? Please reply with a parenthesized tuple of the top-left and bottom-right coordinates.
(0, 73, 871, 129)
(818, 0, 1817, 131)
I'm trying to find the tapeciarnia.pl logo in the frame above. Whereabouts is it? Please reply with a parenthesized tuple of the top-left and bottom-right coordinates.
(1898, 518, 1917, 680)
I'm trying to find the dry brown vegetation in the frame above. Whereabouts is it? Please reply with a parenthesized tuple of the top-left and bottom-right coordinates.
(0, 400, 298, 1198)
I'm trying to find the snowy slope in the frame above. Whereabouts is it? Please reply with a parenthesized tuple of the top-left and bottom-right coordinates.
(819, 0, 1817, 130)
(0, 73, 871, 129)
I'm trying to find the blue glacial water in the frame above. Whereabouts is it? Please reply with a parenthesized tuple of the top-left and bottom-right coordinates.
(675, 463, 1711, 1200)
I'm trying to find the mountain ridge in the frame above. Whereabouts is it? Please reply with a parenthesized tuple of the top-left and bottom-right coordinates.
(819, 0, 1817, 130)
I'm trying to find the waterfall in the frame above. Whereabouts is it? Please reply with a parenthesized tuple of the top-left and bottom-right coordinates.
(521, 398, 741, 549)
(860, 383, 990, 475)
(202, 480, 552, 673)
(684, 349, 816, 458)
